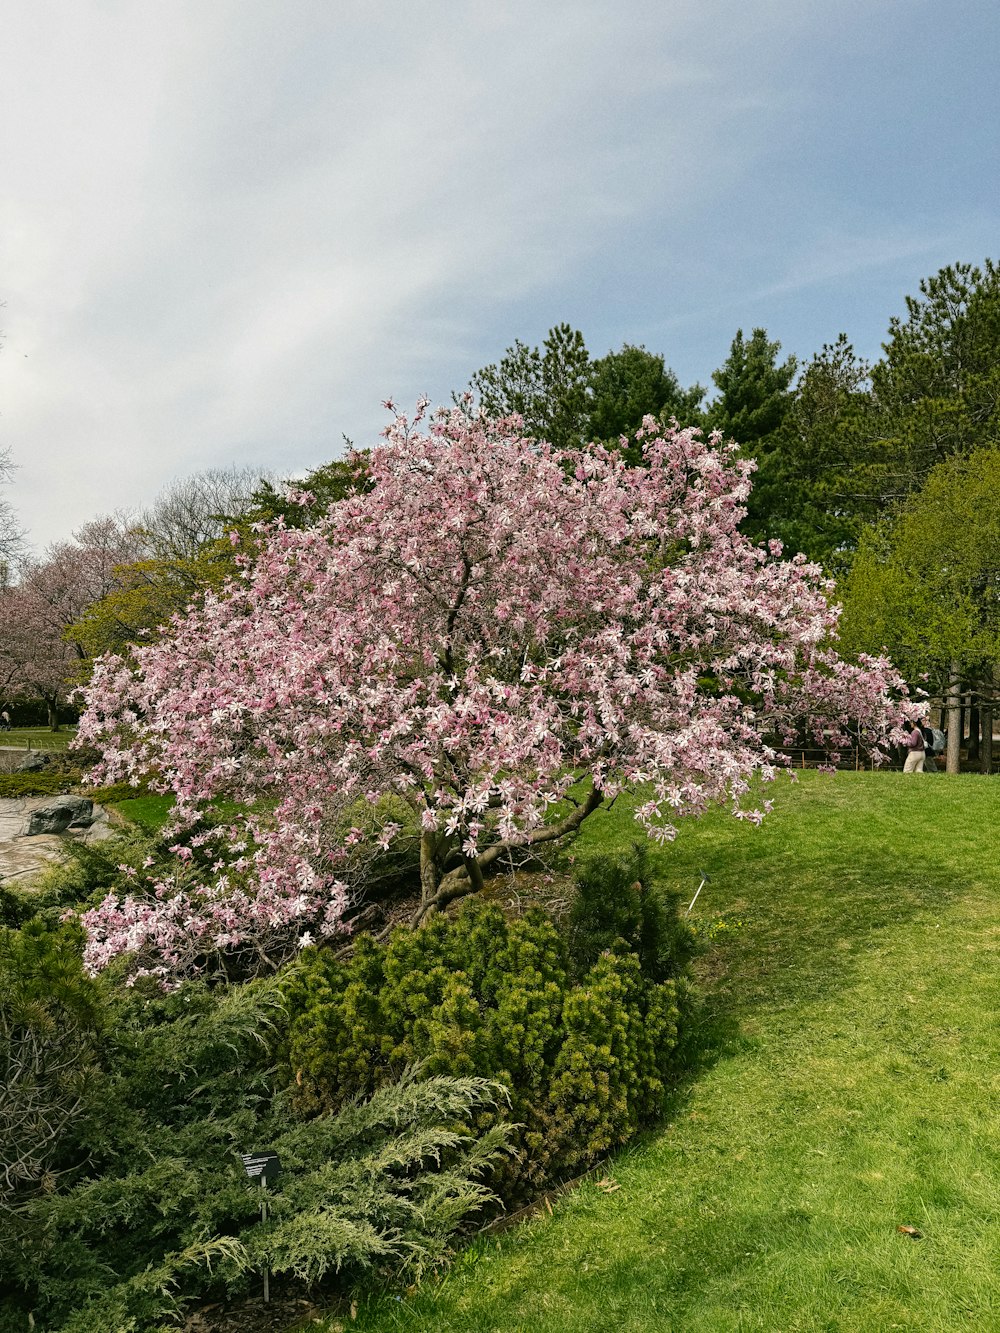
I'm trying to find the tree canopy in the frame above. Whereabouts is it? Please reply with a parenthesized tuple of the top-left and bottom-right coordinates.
(0, 446, 23, 579)
(840, 448, 1000, 692)
(859, 261, 1000, 506)
(463, 324, 703, 453)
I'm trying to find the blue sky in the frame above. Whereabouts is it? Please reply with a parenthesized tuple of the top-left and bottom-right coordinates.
(1, 0, 998, 551)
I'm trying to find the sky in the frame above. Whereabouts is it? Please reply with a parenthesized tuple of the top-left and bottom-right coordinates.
(1, 0, 998, 554)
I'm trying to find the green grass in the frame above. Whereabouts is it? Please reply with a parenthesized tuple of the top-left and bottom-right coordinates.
(0, 725, 77, 751)
(341, 772, 1000, 1332)
(113, 793, 175, 831)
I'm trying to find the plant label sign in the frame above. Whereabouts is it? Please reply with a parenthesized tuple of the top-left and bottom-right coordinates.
(240, 1151, 281, 1183)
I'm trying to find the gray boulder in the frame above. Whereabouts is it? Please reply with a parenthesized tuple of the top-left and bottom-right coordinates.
(17, 751, 52, 772)
(25, 796, 94, 836)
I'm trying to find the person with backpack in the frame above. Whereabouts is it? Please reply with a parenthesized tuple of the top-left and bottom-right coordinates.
(928, 725, 946, 769)
(920, 724, 939, 771)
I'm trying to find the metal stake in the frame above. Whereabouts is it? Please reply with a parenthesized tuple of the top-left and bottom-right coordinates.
(260, 1178, 270, 1304)
(685, 874, 709, 915)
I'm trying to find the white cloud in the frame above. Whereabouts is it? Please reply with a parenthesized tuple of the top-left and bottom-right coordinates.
(1, 0, 997, 549)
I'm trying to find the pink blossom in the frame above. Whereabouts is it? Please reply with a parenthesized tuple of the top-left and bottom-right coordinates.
(75, 404, 914, 982)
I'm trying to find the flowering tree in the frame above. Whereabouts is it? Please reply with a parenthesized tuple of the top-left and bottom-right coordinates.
(77, 404, 916, 981)
(0, 518, 143, 727)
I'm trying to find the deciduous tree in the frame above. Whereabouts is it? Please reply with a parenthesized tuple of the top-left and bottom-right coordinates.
(839, 448, 1000, 772)
(77, 404, 915, 983)
(66, 467, 274, 665)
(0, 518, 142, 727)
(0, 446, 23, 579)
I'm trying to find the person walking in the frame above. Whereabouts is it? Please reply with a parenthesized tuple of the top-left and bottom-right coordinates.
(920, 724, 938, 771)
(903, 722, 925, 773)
(0, 707, 10, 732)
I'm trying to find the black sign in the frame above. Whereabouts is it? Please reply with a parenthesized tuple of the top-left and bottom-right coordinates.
(240, 1151, 282, 1182)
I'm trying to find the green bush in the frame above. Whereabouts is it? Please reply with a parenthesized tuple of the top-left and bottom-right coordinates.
(0, 950, 511, 1333)
(0, 772, 71, 798)
(7, 826, 168, 930)
(566, 843, 697, 983)
(282, 851, 694, 1198)
(0, 922, 105, 1209)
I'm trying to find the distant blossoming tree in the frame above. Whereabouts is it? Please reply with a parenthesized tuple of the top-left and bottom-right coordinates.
(76, 403, 916, 982)
(0, 518, 143, 727)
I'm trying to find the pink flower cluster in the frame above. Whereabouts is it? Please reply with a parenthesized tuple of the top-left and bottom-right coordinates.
(76, 405, 915, 982)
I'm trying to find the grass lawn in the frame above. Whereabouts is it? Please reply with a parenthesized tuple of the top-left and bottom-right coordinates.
(112, 793, 176, 831)
(0, 725, 77, 751)
(342, 771, 1000, 1332)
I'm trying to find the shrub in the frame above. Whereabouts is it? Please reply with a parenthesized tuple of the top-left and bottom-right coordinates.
(0, 922, 105, 1209)
(566, 843, 697, 983)
(0, 955, 511, 1333)
(0, 772, 71, 798)
(282, 851, 694, 1198)
(9, 826, 168, 932)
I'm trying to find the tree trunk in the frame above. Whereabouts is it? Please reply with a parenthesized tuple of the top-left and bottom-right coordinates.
(945, 662, 962, 774)
(46, 698, 60, 732)
(419, 831, 439, 907)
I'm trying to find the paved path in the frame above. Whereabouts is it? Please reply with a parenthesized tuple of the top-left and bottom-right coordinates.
(0, 797, 111, 885)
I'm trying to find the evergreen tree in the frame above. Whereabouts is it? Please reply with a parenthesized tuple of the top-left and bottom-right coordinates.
(704, 328, 798, 550)
(465, 323, 591, 449)
(761, 335, 873, 568)
(463, 326, 702, 453)
(866, 260, 1000, 501)
(705, 327, 797, 445)
(586, 344, 704, 454)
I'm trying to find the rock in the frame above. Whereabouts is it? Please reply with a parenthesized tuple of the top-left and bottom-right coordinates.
(17, 751, 52, 772)
(25, 796, 94, 836)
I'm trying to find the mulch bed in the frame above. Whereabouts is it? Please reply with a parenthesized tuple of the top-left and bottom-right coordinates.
(181, 1291, 339, 1332)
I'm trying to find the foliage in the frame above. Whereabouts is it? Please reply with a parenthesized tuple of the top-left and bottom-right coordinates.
(705, 327, 797, 449)
(0, 771, 74, 797)
(57, 468, 273, 672)
(463, 323, 592, 450)
(0, 517, 144, 725)
(730, 263, 1000, 572)
(0, 922, 105, 1208)
(839, 447, 1000, 691)
(463, 326, 703, 452)
(78, 780, 150, 805)
(0, 943, 511, 1333)
(866, 260, 1000, 497)
(704, 328, 798, 549)
(282, 850, 693, 1196)
(586, 343, 704, 449)
(22, 823, 165, 910)
(236, 456, 372, 533)
(565, 843, 696, 984)
(76, 403, 913, 983)
(765, 334, 874, 568)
